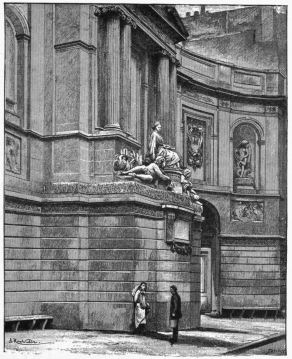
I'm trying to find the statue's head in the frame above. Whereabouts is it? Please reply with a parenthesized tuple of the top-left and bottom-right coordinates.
(152, 121, 161, 131)
(155, 156, 165, 167)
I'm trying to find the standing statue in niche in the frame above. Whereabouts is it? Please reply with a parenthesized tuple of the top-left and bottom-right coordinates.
(234, 140, 252, 178)
(187, 124, 204, 170)
(148, 121, 180, 169)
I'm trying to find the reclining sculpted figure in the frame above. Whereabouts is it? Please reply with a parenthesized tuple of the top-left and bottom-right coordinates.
(120, 156, 171, 188)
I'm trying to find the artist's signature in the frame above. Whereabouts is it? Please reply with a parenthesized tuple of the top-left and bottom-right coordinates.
(8, 338, 40, 345)
(265, 348, 286, 355)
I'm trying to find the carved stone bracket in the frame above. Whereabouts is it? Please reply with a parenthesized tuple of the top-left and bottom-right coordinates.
(170, 242, 192, 256)
(94, 5, 137, 29)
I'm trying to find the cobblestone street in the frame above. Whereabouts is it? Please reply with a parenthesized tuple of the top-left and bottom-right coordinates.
(3, 315, 286, 358)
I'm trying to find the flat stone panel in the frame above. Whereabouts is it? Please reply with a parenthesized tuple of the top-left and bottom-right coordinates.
(41, 238, 80, 249)
(41, 281, 79, 291)
(88, 292, 133, 302)
(89, 216, 135, 227)
(41, 226, 79, 238)
(222, 279, 281, 287)
(41, 248, 79, 260)
(89, 227, 138, 239)
(221, 249, 278, 257)
(222, 271, 280, 279)
(41, 215, 80, 227)
(5, 224, 40, 238)
(5, 260, 41, 271)
(221, 256, 280, 265)
(89, 260, 136, 271)
(41, 271, 80, 281)
(89, 271, 134, 282)
(88, 281, 134, 292)
(40, 260, 79, 271)
(222, 294, 280, 308)
(55, 48, 80, 129)
(5, 270, 41, 281)
(89, 238, 135, 249)
(39, 291, 82, 302)
(5, 291, 41, 303)
(88, 302, 132, 331)
(5, 248, 41, 260)
(5, 238, 41, 248)
(41, 302, 80, 329)
(5, 302, 41, 317)
(223, 286, 280, 295)
(5, 281, 41, 292)
(5, 213, 41, 226)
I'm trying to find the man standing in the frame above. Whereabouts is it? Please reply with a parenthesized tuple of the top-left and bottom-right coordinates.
(169, 285, 182, 345)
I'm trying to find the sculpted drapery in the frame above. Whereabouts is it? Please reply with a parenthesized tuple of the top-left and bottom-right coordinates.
(148, 122, 180, 169)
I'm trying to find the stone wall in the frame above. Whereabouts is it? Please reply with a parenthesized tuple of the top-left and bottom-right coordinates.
(221, 238, 282, 309)
(5, 186, 202, 331)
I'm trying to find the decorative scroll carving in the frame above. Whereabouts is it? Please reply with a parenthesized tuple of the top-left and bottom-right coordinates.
(231, 201, 264, 222)
(219, 100, 230, 108)
(5, 134, 21, 174)
(266, 105, 278, 113)
(170, 242, 192, 256)
(234, 140, 252, 178)
(187, 124, 204, 170)
(94, 5, 137, 28)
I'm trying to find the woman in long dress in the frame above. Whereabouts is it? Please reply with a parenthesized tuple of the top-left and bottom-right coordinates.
(148, 122, 180, 169)
(132, 282, 149, 334)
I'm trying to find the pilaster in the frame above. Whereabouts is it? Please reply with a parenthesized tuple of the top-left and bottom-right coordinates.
(106, 14, 121, 130)
(157, 52, 170, 143)
(169, 60, 177, 147)
(120, 23, 132, 133)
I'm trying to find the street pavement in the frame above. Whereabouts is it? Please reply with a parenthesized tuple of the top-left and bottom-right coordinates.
(3, 315, 286, 358)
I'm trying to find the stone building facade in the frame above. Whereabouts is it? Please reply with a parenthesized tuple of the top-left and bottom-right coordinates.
(4, 4, 286, 331)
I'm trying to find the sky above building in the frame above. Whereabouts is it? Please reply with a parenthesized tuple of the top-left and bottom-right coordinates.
(176, 5, 286, 17)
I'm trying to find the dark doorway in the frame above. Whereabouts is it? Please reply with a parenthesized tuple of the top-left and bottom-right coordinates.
(200, 200, 221, 315)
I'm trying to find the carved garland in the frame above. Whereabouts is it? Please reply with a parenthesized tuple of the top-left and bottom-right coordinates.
(94, 5, 137, 29)
(170, 242, 192, 256)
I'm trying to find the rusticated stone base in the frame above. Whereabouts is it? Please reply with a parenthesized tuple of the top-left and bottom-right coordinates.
(5, 183, 202, 332)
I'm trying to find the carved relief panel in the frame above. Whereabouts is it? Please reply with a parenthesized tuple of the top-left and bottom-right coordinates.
(5, 133, 21, 174)
(231, 200, 264, 222)
(183, 114, 209, 182)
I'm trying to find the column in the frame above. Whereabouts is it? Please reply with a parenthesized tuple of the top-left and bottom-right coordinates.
(120, 22, 131, 133)
(157, 52, 170, 143)
(105, 14, 121, 130)
(169, 59, 177, 147)
(141, 55, 149, 154)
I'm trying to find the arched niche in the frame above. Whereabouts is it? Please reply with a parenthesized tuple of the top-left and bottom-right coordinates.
(231, 119, 264, 193)
(5, 4, 30, 127)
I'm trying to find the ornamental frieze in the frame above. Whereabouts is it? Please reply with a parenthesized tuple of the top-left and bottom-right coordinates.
(51, 181, 193, 208)
(89, 204, 164, 218)
(5, 198, 41, 213)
